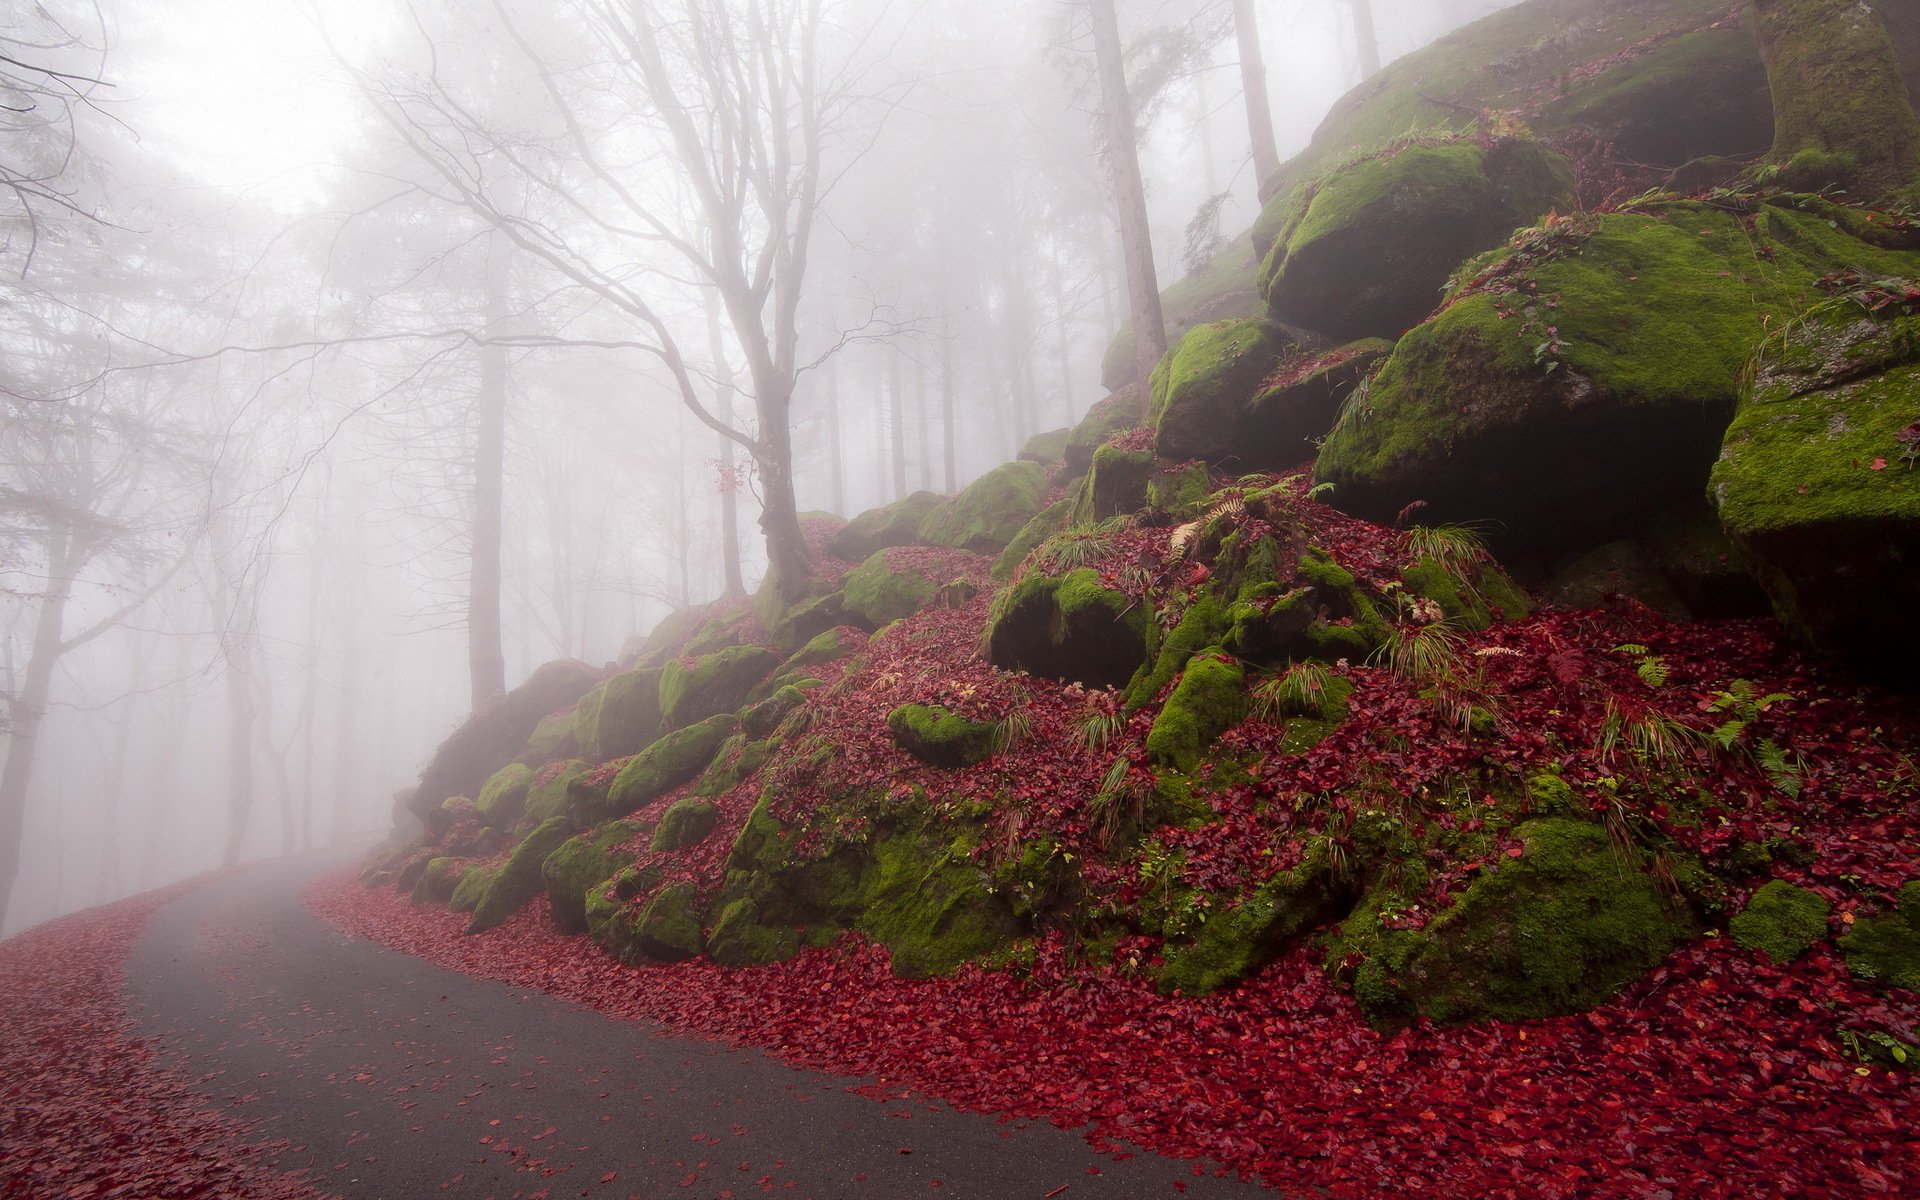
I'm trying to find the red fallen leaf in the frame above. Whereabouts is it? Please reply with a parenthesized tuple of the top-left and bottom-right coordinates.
(1505, 845, 1525, 858)
(1871, 458, 1889, 471)
(601, 1170, 618, 1183)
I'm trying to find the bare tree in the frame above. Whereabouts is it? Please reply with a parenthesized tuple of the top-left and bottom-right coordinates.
(1351, 0, 1383, 80)
(1086, 0, 1167, 388)
(0, 2, 109, 274)
(1231, 0, 1281, 189)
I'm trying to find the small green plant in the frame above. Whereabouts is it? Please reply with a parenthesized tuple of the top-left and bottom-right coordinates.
(991, 689, 1035, 755)
(1611, 643, 1671, 689)
(1087, 756, 1150, 848)
(1405, 523, 1488, 577)
(1305, 480, 1335, 502)
(1075, 706, 1127, 752)
(1840, 1026, 1918, 1068)
(1598, 696, 1710, 777)
(1252, 661, 1337, 722)
(1375, 619, 1465, 687)
(1033, 528, 1116, 574)
(1706, 680, 1802, 796)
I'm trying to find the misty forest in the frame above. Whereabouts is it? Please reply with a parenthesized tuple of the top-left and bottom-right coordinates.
(4, 0, 1920, 1196)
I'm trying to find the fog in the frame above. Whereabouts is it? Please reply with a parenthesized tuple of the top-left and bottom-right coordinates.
(0, 0, 1518, 936)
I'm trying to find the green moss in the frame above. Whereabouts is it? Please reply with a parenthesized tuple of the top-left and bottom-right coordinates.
(468, 816, 575, 934)
(1063, 384, 1146, 472)
(583, 864, 664, 959)
(1145, 650, 1248, 774)
(695, 736, 775, 798)
(828, 490, 942, 561)
(991, 496, 1075, 583)
(630, 882, 706, 961)
(840, 548, 943, 629)
(742, 686, 805, 739)
(630, 604, 714, 670)
(541, 820, 644, 935)
(986, 567, 1148, 690)
(1841, 881, 1920, 992)
(1125, 596, 1228, 710)
(853, 827, 1020, 979)
(475, 762, 534, 829)
(651, 798, 720, 852)
(1348, 818, 1696, 1024)
(1262, 138, 1575, 342)
(658, 645, 779, 730)
(572, 666, 664, 762)
(1296, 549, 1391, 659)
(449, 864, 495, 914)
(886, 704, 997, 768)
(1103, 243, 1264, 392)
(1149, 318, 1294, 464)
(917, 461, 1049, 554)
(1146, 462, 1213, 521)
(596, 714, 740, 823)
(774, 627, 864, 677)
(521, 759, 591, 830)
(1019, 427, 1070, 464)
(1730, 879, 1832, 964)
(1072, 444, 1155, 526)
(706, 896, 803, 967)
(1157, 839, 1350, 996)
(1753, 0, 1920, 201)
(410, 857, 466, 906)
(519, 710, 577, 765)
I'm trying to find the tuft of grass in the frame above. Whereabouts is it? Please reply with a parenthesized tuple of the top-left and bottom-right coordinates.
(1075, 706, 1127, 752)
(1087, 756, 1150, 848)
(1375, 619, 1466, 687)
(1252, 661, 1337, 722)
(1598, 696, 1710, 776)
(1405, 523, 1488, 577)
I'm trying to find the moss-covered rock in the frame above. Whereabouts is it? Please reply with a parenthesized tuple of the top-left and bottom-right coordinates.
(1073, 444, 1155, 525)
(410, 856, 466, 906)
(854, 828, 1020, 978)
(1149, 319, 1294, 465)
(658, 645, 778, 730)
(468, 816, 575, 934)
(521, 759, 591, 829)
(840, 547, 944, 629)
(1752, 0, 1920, 203)
(1730, 879, 1831, 964)
(1318, 198, 1920, 562)
(1712, 301, 1920, 678)
(651, 798, 720, 852)
(630, 882, 706, 961)
(1157, 839, 1353, 996)
(706, 896, 803, 967)
(1063, 384, 1146, 473)
(1146, 461, 1213, 521)
(409, 658, 601, 822)
(1145, 650, 1248, 773)
(770, 626, 864, 682)
(886, 704, 996, 768)
(917, 462, 1049, 554)
(1347, 818, 1696, 1024)
(449, 863, 495, 914)
(516, 710, 578, 766)
(541, 820, 644, 935)
(475, 762, 535, 829)
(1019, 427, 1070, 464)
(985, 567, 1148, 690)
(594, 714, 740, 823)
(1102, 243, 1265, 392)
(828, 491, 942, 562)
(742, 685, 806, 739)
(1261, 138, 1576, 343)
(1841, 881, 1920, 992)
(582, 864, 664, 959)
(1545, 540, 1691, 619)
(571, 666, 665, 763)
(1401, 554, 1532, 632)
(991, 496, 1075, 583)
(1640, 502, 1770, 619)
(1236, 339, 1394, 470)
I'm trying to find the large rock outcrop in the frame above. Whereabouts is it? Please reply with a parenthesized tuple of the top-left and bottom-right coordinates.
(409, 660, 600, 821)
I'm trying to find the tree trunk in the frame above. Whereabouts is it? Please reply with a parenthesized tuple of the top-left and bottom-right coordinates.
(1751, 0, 1920, 202)
(825, 355, 845, 516)
(220, 618, 258, 869)
(469, 268, 509, 709)
(1351, 0, 1383, 80)
(707, 298, 747, 598)
(914, 358, 931, 493)
(939, 322, 958, 494)
(1232, 0, 1282, 192)
(1088, 0, 1168, 387)
(0, 553, 72, 932)
(888, 349, 907, 499)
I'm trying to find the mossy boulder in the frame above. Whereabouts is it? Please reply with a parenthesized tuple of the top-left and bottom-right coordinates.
(1148, 318, 1295, 465)
(742, 685, 806, 739)
(1063, 384, 1146, 473)
(521, 759, 591, 830)
(918, 462, 1049, 554)
(593, 714, 740, 823)
(1158, 840, 1353, 996)
(1348, 818, 1696, 1024)
(516, 710, 577, 766)
(651, 798, 720, 852)
(409, 856, 466, 906)
(1730, 880, 1831, 965)
(1145, 650, 1248, 774)
(1711, 301, 1920, 678)
(1401, 553, 1533, 631)
(991, 496, 1075, 583)
(1236, 339, 1394, 470)
(449, 864, 495, 914)
(1073, 444, 1155, 525)
(840, 547, 944, 629)
(770, 626, 863, 682)
(628, 882, 706, 962)
(1255, 0, 1772, 209)
(409, 658, 601, 821)
(1841, 881, 1920, 992)
(659, 645, 778, 730)
(541, 820, 644, 935)
(475, 762, 535, 829)
(582, 864, 664, 959)
(1102, 243, 1264, 392)
(886, 704, 996, 768)
(1317, 198, 1920, 563)
(571, 666, 665, 763)
(1019, 427, 1070, 464)
(1640, 503, 1770, 619)
(1261, 138, 1576, 343)
(855, 827, 1021, 978)
(1545, 540, 1691, 619)
(468, 816, 575, 934)
(828, 491, 942, 562)
(1752, 0, 1920, 203)
(707, 896, 804, 967)
(985, 567, 1148, 690)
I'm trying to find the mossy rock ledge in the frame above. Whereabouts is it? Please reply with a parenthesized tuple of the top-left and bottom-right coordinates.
(1148, 318, 1294, 467)
(1317, 197, 1920, 564)
(572, 666, 665, 762)
(917, 461, 1049, 554)
(827, 490, 942, 562)
(592, 714, 740, 824)
(1730, 880, 1831, 965)
(1260, 137, 1576, 343)
(886, 704, 997, 769)
(839, 547, 947, 630)
(659, 645, 779, 729)
(985, 567, 1148, 690)
(1711, 302, 1920, 680)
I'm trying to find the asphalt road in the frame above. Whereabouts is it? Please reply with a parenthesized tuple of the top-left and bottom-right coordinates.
(124, 855, 1285, 1200)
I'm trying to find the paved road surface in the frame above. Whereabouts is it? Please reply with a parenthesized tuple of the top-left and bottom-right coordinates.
(125, 856, 1287, 1199)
